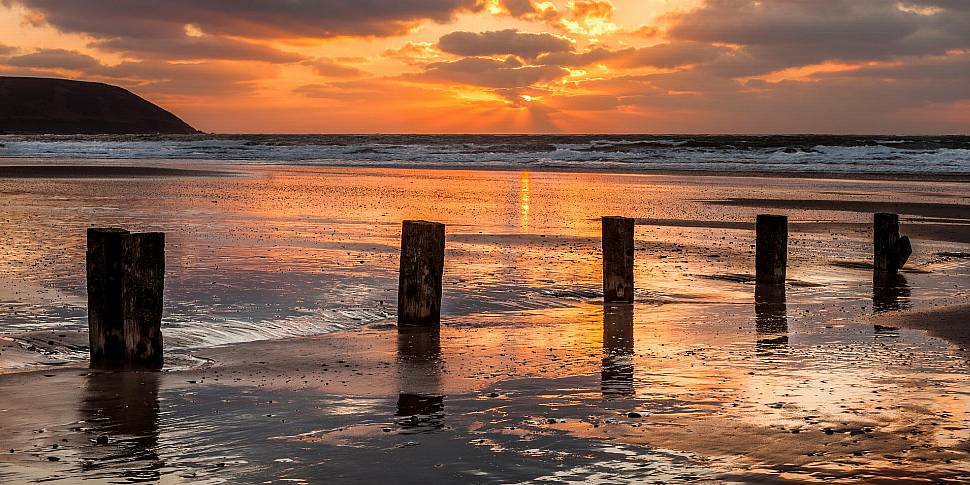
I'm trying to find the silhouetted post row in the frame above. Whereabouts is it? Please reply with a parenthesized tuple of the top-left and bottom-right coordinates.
(398, 220, 446, 328)
(873, 213, 912, 273)
(87, 228, 165, 369)
(755, 214, 788, 286)
(602, 216, 635, 303)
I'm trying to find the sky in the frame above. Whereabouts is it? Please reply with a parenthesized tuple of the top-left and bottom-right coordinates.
(0, 0, 968, 134)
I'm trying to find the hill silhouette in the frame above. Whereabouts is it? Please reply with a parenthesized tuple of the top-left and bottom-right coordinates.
(0, 77, 197, 134)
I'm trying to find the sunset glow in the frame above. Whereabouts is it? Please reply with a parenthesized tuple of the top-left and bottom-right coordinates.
(0, 0, 967, 133)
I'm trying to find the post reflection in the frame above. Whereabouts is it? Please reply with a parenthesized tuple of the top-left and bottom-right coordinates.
(396, 327, 444, 431)
(872, 272, 911, 315)
(79, 370, 161, 482)
(755, 284, 788, 351)
(602, 304, 634, 398)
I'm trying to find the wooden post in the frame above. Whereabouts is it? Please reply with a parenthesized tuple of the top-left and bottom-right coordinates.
(756, 215, 788, 286)
(122, 232, 165, 368)
(874, 213, 912, 273)
(398, 221, 445, 327)
(602, 216, 634, 303)
(87, 228, 130, 366)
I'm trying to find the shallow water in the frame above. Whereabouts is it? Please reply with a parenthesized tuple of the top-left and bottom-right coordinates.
(0, 164, 969, 358)
(0, 163, 969, 483)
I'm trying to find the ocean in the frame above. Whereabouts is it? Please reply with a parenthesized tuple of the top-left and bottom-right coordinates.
(2, 134, 969, 174)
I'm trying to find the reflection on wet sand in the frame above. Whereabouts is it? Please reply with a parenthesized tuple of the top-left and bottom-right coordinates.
(602, 304, 634, 397)
(873, 272, 911, 315)
(754, 284, 788, 351)
(396, 328, 444, 431)
(79, 370, 161, 481)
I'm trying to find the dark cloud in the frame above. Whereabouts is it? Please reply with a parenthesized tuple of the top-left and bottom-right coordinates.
(303, 58, 367, 78)
(611, 42, 731, 69)
(535, 43, 729, 70)
(5, 0, 484, 39)
(418, 56, 569, 88)
(438, 29, 572, 60)
(2, 0, 483, 67)
(500, 0, 537, 17)
(666, 0, 970, 74)
(496, 0, 559, 22)
(813, 53, 970, 86)
(0, 48, 266, 96)
(535, 47, 613, 68)
(4, 49, 101, 70)
(569, 51, 970, 133)
(91, 36, 304, 63)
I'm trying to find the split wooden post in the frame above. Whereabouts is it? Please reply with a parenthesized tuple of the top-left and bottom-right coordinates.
(602, 216, 635, 303)
(874, 213, 912, 273)
(87, 228, 165, 368)
(398, 221, 445, 327)
(756, 215, 788, 286)
(87, 228, 130, 365)
(123, 232, 165, 368)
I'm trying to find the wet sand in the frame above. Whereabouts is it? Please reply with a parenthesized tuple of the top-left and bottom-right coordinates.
(0, 164, 968, 483)
(2, 303, 969, 483)
(874, 304, 970, 352)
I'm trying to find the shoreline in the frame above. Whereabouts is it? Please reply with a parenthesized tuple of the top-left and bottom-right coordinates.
(2, 157, 970, 182)
(241, 163, 970, 183)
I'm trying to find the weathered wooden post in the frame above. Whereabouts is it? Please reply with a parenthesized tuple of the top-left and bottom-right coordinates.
(87, 228, 130, 365)
(874, 213, 912, 273)
(756, 215, 788, 286)
(602, 216, 634, 303)
(123, 232, 165, 368)
(87, 228, 165, 368)
(398, 221, 445, 327)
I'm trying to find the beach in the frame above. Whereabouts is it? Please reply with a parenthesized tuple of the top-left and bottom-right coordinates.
(1, 162, 969, 483)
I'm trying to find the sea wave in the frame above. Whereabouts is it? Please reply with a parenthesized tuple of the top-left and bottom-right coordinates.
(1, 134, 968, 174)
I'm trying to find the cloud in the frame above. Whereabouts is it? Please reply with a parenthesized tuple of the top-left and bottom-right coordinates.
(90, 36, 304, 63)
(568, 49, 970, 133)
(384, 42, 442, 66)
(610, 42, 731, 69)
(4, 48, 100, 70)
(438, 29, 572, 60)
(418, 56, 569, 88)
(665, 0, 970, 74)
(497, 0, 559, 22)
(100, 61, 270, 96)
(1, 0, 484, 71)
(303, 58, 367, 78)
(535, 47, 613, 68)
(0, 48, 267, 96)
(5, 0, 484, 39)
